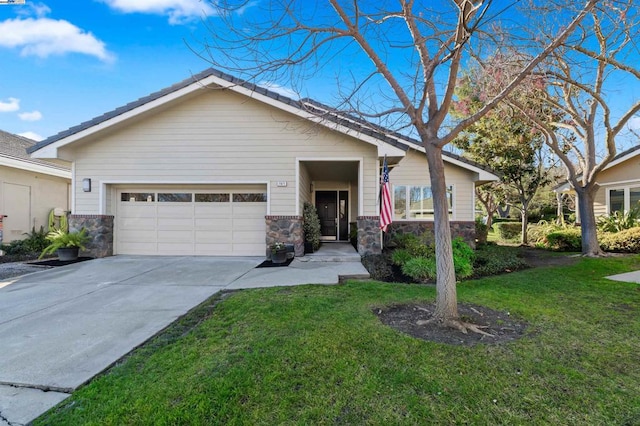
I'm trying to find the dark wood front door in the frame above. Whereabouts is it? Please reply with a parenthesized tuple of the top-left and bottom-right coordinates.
(316, 191, 337, 238)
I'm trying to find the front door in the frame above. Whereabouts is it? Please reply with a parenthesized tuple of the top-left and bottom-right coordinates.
(316, 191, 337, 239)
(2, 183, 31, 243)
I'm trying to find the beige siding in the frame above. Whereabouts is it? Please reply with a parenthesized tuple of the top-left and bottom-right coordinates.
(70, 89, 379, 216)
(390, 149, 476, 221)
(597, 155, 640, 185)
(592, 155, 640, 217)
(0, 166, 70, 241)
(299, 162, 311, 212)
(593, 187, 607, 217)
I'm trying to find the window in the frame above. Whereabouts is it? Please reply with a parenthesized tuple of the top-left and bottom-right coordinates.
(609, 186, 640, 213)
(393, 185, 452, 219)
(158, 193, 193, 202)
(195, 193, 230, 203)
(121, 193, 154, 202)
(233, 193, 267, 202)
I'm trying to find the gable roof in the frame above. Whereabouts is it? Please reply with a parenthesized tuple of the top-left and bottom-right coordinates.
(28, 68, 496, 180)
(604, 144, 640, 170)
(0, 130, 71, 178)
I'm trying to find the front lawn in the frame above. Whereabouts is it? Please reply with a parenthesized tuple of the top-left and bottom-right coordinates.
(38, 256, 640, 425)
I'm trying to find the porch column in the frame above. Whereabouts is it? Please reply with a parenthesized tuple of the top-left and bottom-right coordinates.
(357, 216, 382, 255)
(265, 215, 304, 257)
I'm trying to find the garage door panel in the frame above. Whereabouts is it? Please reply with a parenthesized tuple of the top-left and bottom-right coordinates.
(118, 242, 157, 254)
(158, 230, 194, 243)
(157, 217, 193, 230)
(233, 218, 265, 231)
(157, 243, 195, 254)
(194, 218, 232, 229)
(118, 229, 156, 242)
(117, 187, 266, 256)
(195, 230, 232, 243)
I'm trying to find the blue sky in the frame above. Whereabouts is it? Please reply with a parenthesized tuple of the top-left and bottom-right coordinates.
(0, 0, 235, 141)
(0, 1, 638, 146)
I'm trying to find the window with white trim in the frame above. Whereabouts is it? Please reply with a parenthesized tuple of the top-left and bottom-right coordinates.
(393, 185, 453, 220)
(608, 186, 640, 213)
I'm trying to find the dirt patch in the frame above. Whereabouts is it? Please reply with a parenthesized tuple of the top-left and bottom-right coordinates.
(517, 247, 581, 268)
(374, 303, 529, 346)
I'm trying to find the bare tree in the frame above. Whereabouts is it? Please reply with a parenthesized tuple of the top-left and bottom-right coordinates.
(201, 0, 597, 332)
(503, 1, 640, 256)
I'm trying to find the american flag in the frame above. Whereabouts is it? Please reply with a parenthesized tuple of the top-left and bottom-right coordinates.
(380, 157, 393, 232)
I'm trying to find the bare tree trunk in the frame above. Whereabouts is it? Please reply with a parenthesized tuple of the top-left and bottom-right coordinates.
(520, 207, 529, 245)
(556, 192, 565, 226)
(576, 185, 602, 256)
(424, 143, 458, 322)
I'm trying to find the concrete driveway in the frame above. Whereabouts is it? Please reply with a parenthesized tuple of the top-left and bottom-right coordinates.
(0, 251, 369, 425)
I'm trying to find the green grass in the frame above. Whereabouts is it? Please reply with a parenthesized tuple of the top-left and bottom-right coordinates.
(37, 256, 640, 425)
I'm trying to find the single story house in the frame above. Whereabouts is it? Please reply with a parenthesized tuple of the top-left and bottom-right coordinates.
(28, 68, 497, 258)
(556, 144, 640, 222)
(0, 130, 71, 243)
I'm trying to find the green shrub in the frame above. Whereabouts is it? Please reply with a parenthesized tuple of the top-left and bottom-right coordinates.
(1, 226, 49, 255)
(302, 202, 321, 251)
(452, 237, 474, 278)
(599, 227, 640, 253)
(493, 222, 521, 240)
(544, 228, 582, 251)
(473, 244, 529, 277)
(391, 248, 413, 266)
(392, 233, 434, 258)
(597, 209, 640, 233)
(401, 257, 436, 283)
(475, 217, 488, 244)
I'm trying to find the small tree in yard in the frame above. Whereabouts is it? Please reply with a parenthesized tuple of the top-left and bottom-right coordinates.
(453, 77, 557, 245)
(201, 0, 596, 333)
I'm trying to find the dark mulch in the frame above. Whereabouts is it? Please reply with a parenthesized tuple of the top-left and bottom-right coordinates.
(256, 257, 294, 268)
(375, 302, 529, 346)
(27, 257, 94, 267)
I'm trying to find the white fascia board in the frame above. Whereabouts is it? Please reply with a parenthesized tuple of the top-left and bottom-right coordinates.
(604, 149, 640, 170)
(408, 146, 498, 181)
(31, 71, 405, 160)
(0, 155, 71, 179)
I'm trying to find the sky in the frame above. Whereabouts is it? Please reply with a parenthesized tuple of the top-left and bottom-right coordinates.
(0, 1, 638, 147)
(0, 0, 241, 141)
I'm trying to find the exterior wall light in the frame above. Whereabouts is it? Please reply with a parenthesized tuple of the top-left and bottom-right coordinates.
(82, 178, 92, 192)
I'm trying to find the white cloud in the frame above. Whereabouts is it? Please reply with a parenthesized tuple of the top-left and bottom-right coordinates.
(18, 131, 44, 141)
(0, 17, 114, 62)
(102, 0, 215, 25)
(259, 82, 300, 100)
(628, 116, 640, 130)
(18, 110, 43, 121)
(0, 97, 20, 112)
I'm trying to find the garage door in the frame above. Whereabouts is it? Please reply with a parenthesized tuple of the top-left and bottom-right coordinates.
(116, 187, 267, 256)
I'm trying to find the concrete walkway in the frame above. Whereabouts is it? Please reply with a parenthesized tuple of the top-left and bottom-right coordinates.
(0, 243, 368, 425)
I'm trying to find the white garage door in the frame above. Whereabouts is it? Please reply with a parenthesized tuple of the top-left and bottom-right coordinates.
(116, 187, 267, 256)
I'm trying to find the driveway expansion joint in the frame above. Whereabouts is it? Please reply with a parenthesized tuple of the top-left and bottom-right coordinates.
(0, 381, 73, 395)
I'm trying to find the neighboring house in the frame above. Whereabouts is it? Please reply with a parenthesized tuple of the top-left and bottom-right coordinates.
(556, 145, 640, 222)
(29, 68, 497, 258)
(0, 130, 71, 243)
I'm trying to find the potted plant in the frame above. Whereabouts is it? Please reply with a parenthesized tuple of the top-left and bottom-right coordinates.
(302, 202, 321, 253)
(270, 241, 288, 264)
(39, 228, 90, 261)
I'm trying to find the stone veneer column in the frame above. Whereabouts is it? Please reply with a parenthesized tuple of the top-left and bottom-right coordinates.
(357, 216, 382, 255)
(68, 215, 114, 258)
(265, 215, 304, 257)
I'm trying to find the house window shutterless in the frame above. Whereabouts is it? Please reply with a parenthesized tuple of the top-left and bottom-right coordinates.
(393, 185, 453, 220)
(608, 186, 640, 213)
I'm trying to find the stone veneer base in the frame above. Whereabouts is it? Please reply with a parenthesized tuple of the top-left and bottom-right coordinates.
(69, 215, 114, 258)
(265, 215, 304, 257)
